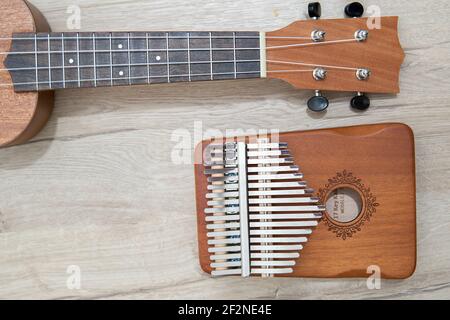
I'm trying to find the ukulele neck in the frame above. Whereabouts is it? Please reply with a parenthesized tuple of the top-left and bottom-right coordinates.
(5, 31, 264, 92)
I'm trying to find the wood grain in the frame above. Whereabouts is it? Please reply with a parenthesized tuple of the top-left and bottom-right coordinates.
(195, 123, 416, 279)
(266, 17, 404, 93)
(0, 0, 449, 299)
(0, 0, 55, 147)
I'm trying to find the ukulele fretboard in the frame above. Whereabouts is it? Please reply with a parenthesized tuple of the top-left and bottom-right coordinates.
(4, 32, 262, 92)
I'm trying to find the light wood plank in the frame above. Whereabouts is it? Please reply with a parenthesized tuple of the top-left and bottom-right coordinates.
(0, 0, 450, 299)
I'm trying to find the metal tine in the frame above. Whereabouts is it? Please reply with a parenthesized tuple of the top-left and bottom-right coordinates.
(205, 207, 240, 214)
(206, 191, 239, 199)
(204, 168, 238, 175)
(247, 165, 299, 173)
(251, 252, 299, 259)
(207, 175, 239, 183)
(247, 173, 303, 181)
(208, 245, 241, 253)
(249, 213, 322, 220)
(208, 237, 241, 245)
(248, 181, 306, 189)
(210, 253, 241, 260)
(250, 229, 312, 235)
(249, 205, 325, 212)
(206, 142, 236, 151)
(205, 214, 240, 221)
(250, 245, 302, 251)
(211, 261, 241, 268)
(250, 221, 318, 228)
(247, 142, 288, 149)
(251, 268, 293, 275)
(249, 197, 319, 204)
(251, 260, 295, 267)
(250, 237, 307, 243)
(248, 189, 314, 196)
(207, 160, 237, 167)
(207, 230, 240, 237)
(247, 150, 291, 157)
(207, 184, 239, 191)
(206, 222, 240, 229)
(247, 157, 293, 165)
(211, 269, 242, 276)
(207, 199, 239, 206)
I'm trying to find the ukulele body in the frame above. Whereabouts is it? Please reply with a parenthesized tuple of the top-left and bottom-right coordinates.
(195, 123, 416, 279)
(0, 0, 53, 147)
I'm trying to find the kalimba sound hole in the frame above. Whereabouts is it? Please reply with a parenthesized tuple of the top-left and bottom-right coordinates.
(325, 187, 362, 223)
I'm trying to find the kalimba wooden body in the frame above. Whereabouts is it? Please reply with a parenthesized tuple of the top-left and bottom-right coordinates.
(194, 123, 416, 279)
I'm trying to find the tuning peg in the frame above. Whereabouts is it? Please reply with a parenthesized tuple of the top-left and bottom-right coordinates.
(344, 2, 364, 18)
(308, 2, 322, 19)
(307, 90, 329, 112)
(351, 92, 370, 110)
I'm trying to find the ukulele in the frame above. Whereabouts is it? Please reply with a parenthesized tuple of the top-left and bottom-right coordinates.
(0, 1, 404, 147)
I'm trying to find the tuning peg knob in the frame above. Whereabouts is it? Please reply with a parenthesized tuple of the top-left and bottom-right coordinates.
(345, 2, 364, 18)
(351, 93, 370, 110)
(308, 2, 322, 19)
(307, 90, 329, 112)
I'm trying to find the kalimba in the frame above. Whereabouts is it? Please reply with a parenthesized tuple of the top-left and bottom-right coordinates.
(194, 123, 416, 278)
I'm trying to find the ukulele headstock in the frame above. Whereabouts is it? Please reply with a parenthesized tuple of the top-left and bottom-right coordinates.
(264, 4, 404, 111)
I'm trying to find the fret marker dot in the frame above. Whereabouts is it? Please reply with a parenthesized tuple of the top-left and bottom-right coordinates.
(156, 56, 161, 61)
(119, 71, 124, 76)
(69, 58, 74, 64)
(118, 44, 123, 49)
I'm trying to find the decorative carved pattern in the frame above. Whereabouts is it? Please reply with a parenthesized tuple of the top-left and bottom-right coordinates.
(317, 170, 379, 240)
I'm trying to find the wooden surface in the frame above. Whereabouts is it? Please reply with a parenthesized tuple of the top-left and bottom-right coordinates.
(0, 0, 449, 299)
(195, 123, 416, 279)
(266, 16, 404, 93)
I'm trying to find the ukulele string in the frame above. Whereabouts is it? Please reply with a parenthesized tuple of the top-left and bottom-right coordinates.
(0, 35, 358, 55)
(266, 38, 357, 50)
(0, 35, 311, 41)
(0, 59, 261, 72)
(267, 59, 359, 71)
(0, 71, 263, 87)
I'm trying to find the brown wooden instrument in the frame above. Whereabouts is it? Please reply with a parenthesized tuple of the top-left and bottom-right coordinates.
(194, 123, 416, 278)
(0, 0, 404, 147)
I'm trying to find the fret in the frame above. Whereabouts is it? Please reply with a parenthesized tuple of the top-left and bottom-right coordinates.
(61, 34, 65, 88)
(92, 33, 97, 87)
(34, 34, 38, 90)
(233, 32, 237, 79)
(109, 33, 113, 86)
(76, 33, 81, 87)
(166, 32, 170, 83)
(127, 33, 131, 85)
(187, 32, 191, 82)
(146, 33, 150, 84)
(209, 32, 213, 80)
(129, 32, 147, 85)
(47, 34, 52, 88)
